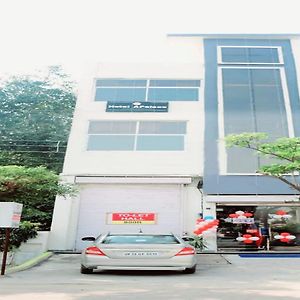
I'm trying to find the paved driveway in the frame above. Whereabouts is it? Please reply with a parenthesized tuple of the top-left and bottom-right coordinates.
(0, 254, 300, 300)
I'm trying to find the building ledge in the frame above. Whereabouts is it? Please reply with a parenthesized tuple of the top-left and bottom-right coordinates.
(75, 176, 193, 184)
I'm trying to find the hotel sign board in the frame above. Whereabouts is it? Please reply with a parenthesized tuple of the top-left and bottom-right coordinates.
(109, 213, 156, 224)
(106, 101, 168, 112)
(0, 202, 23, 228)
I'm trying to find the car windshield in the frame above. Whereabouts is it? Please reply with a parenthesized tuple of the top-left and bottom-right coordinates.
(102, 235, 180, 244)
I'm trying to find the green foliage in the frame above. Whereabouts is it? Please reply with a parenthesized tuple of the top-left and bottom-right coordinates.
(0, 221, 38, 251)
(225, 132, 268, 148)
(0, 165, 76, 230)
(0, 66, 76, 173)
(225, 133, 300, 192)
(183, 235, 206, 252)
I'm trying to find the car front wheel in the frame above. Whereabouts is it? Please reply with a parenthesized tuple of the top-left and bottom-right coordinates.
(80, 265, 94, 274)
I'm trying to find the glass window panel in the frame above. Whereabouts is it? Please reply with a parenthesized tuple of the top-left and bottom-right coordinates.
(102, 235, 179, 244)
(227, 147, 258, 173)
(221, 47, 249, 63)
(148, 88, 198, 101)
(96, 79, 147, 87)
(89, 121, 136, 134)
(87, 135, 135, 150)
(222, 69, 251, 85)
(222, 67, 289, 173)
(253, 85, 288, 138)
(217, 206, 300, 250)
(249, 48, 279, 63)
(139, 121, 187, 134)
(221, 47, 279, 63)
(149, 80, 200, 87)
(95, 88, 146, 101)
(251, 69, 281, 85)
(223, 85, 254, 134)
(136, 135, 184, 151)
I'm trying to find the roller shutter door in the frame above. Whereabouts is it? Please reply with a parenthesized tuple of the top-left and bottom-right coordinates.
(75, 184, 182, 250)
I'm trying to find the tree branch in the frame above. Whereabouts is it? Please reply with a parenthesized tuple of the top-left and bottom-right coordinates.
(248, 145, 294, 162)
(262, 174, 300, 193)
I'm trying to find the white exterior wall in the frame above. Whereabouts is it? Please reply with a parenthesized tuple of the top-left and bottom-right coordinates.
(62, 37, 204, 176)
(49, 36, 205, 250)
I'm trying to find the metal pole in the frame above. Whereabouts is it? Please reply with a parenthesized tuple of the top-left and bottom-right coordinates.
(1, 228, 11, 276)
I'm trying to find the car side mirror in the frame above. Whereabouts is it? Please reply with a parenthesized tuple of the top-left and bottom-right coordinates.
(81, 236, 96, 241)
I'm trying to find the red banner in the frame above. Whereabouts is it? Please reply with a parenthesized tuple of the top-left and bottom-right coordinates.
(111, 213, 156, 224)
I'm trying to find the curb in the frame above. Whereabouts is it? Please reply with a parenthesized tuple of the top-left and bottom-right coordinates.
(6, 251, 53, 274)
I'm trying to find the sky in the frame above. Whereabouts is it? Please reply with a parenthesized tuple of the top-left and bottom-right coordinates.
(0, 0, 299, 79)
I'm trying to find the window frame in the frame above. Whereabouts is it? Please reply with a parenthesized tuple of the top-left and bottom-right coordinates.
(218, 65, 294, 175)
(87, 120, 187, 151)
(94, 79, 201, 102)
(217, 46, 284, 65)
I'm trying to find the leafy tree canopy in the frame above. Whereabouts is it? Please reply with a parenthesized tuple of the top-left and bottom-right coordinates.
(0, 165, 76, 230)
(225, 133, 300, 193)
(0, 66, 76, 173)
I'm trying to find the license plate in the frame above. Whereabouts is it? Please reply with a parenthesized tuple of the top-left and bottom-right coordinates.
(123, 252, 159, 257)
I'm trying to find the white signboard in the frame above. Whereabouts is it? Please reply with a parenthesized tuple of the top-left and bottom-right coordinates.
(225, 217, 255, 224)
(0, 202, 23, 228)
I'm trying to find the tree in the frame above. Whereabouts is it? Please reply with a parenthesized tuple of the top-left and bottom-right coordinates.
(0, 165, 76, 230)
(225, 133, 300, 193)
(0, 66, 76, 173)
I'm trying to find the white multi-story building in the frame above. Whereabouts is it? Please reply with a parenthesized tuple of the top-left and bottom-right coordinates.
(49, 34, 300, 252)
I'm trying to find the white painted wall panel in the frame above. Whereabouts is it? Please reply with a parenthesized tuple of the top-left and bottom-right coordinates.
(62, 37, 204, 176)
(75, 184, 182, 250)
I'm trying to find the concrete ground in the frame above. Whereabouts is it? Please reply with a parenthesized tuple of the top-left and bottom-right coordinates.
(0, 254, 300, 300)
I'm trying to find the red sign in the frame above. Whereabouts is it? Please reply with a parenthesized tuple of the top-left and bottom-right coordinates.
(111, 213, 156, 224)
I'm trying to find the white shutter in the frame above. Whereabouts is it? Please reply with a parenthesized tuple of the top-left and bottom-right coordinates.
(75, 184, 182, 250)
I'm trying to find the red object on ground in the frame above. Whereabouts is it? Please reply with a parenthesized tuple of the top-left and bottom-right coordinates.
(276, 210, 287, 215)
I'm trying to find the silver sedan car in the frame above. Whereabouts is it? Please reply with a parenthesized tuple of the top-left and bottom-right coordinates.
(80, 233, 197, 274)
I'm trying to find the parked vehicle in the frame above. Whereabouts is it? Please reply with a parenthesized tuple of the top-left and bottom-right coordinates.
(80, 232, 197, 274)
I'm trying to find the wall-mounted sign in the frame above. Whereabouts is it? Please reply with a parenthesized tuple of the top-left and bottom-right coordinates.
(224, 217, 255, 224)
(110, 213, 156, 224)
(106, 101, 168, 112)
(0, 202, 23, 228)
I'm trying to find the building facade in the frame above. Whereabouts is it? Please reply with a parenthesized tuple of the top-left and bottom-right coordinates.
(49, 34, 300, 252)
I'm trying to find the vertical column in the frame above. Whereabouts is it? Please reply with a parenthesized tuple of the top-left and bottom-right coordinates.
(202, 199, 217, 252)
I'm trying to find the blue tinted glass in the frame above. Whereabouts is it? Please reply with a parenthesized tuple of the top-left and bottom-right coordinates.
(136, 135, 184, 151)
(95, 88, 146, 101)
(148, 88, 198, 101)
(96, 79, 147, 87)
(249, 48, 279, 63)
(253, 86, 288, 138)
(222, 48, 248, 63)
(87, 135, 135, 150)
(222, 69, 251, 85)
(227, 148, 258, 173)
(139, 121, 186, 134)
(89, 121, 136, 134)
(222, 47, 279, 63)
(222, 68, 288, 173)
(149, 80, 200, 87)
(223, 85, 254, 134)
(251, 69, 281, 85)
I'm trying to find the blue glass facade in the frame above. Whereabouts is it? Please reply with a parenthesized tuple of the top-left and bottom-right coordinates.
(203, 39, 300, 194)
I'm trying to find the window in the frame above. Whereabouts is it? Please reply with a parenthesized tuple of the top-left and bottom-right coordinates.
(218, 46, 283, 64)
(218, 46, 294, 174)
(87, 120, 187, 151)
(102, 234, 180, 244)
(95, 79, 200, 102)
